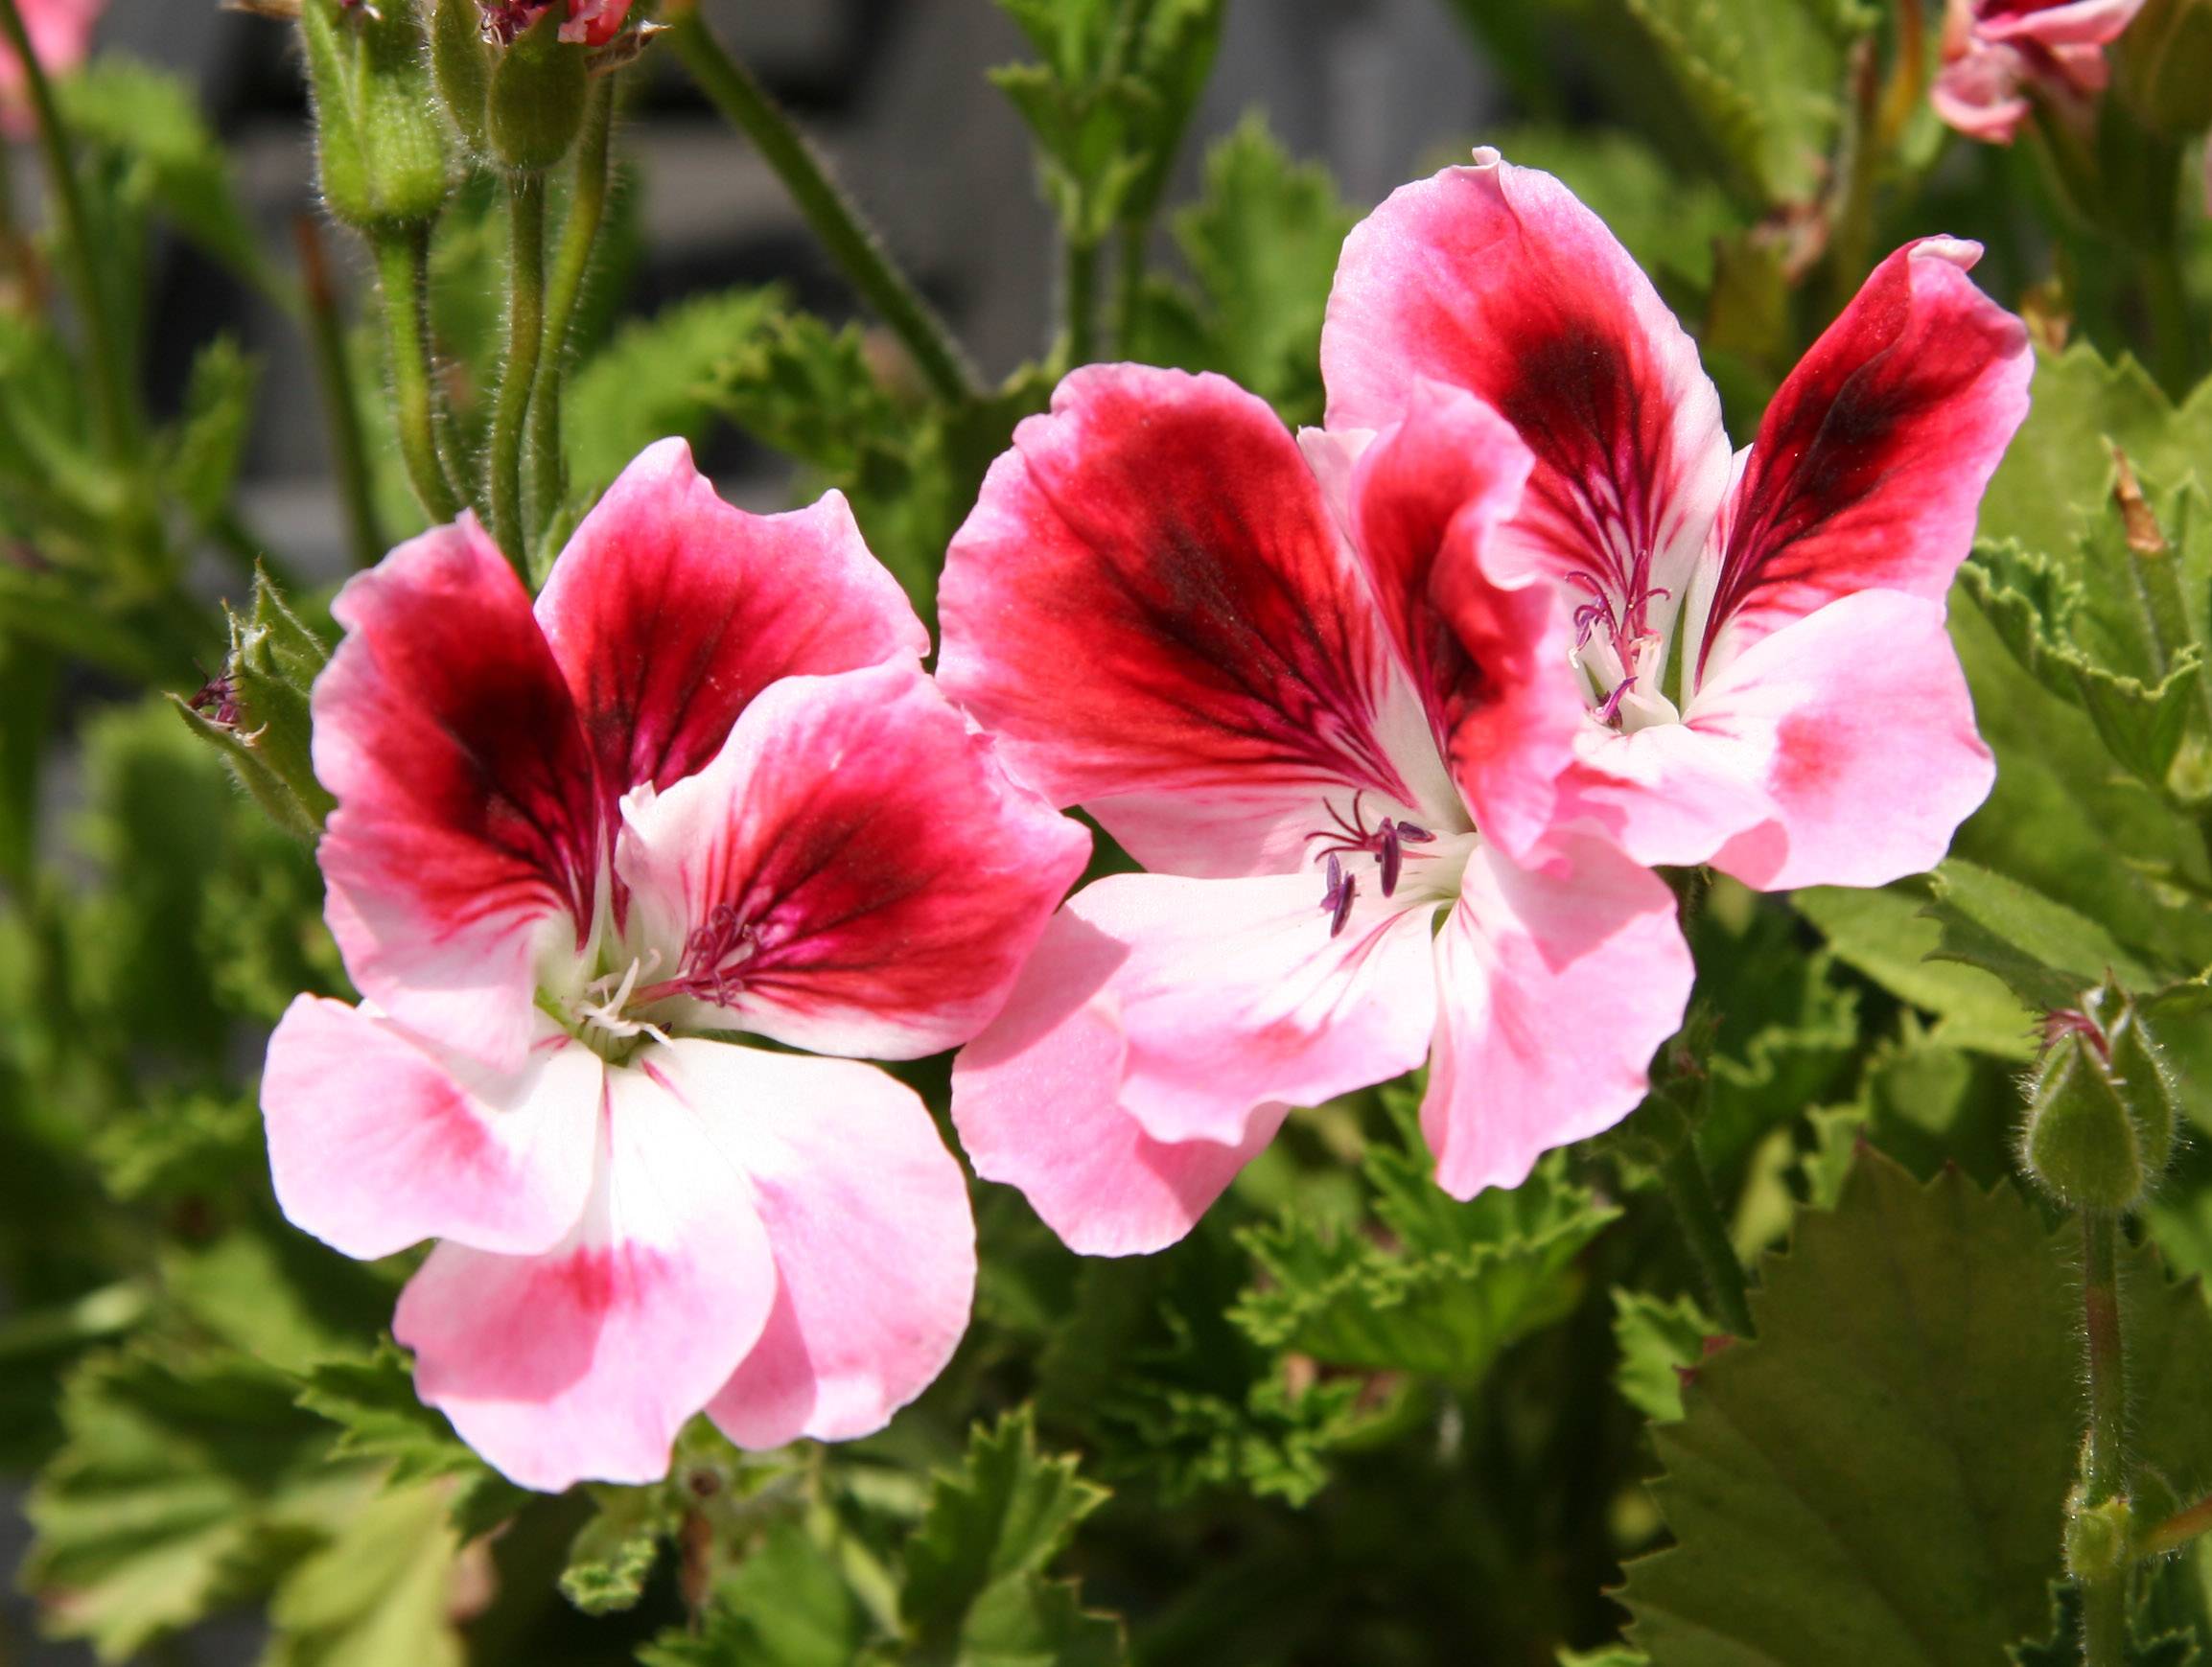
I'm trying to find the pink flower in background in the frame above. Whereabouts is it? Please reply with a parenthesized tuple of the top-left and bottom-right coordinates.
(1, 0, 100, 135)
(479, 0, 631, 46)
(937, 364, 1692, 1256)
(261, 439, 1088, 1490)
(1324, 150, 2031, 892)
(1931, 0, 2147, 140)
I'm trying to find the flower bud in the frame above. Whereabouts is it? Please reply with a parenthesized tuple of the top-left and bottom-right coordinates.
(2113, 0, 2212, 135)
(2021, 986, 2179, 1212)
(171, 570, 335, 841)
(301, 0, 452, 230)
(479, 0, 632, 47)
(431, 0, 491, 151)
(486, 4, 587, 172)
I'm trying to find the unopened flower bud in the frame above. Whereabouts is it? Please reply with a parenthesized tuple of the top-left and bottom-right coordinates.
(171, 570, 335, 840)
(486, 4, 587, 171)
(431, 0, 491, 151)
(2021, 985, 2179, 1212)
(301, 0, 452, 229)
(2113, 0, 2212, 135)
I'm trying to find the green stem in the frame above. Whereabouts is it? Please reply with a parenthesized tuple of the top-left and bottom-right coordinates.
(490, 171, 546, 575)
(371, 226, 465, 525)
(524, 76, 614, 564)
(0, 0, 132, 460)
(2137, 1490, 2212, 1561)
(2080, 1210, 2129, 1667)
(1660, 1139, 1757, 1340)
(1060, 233, 1100, 371)
(666, 10, 978, 404)
(294, 216, 384, 568)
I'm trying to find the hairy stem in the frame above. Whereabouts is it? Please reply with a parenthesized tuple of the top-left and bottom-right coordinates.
(1060, 232, 1100, 370)
(666, 8, 977, 404)
(372, 226, 465, 525)
(525, 75, 614, 562)
(1660, 1139, 1757, 1340)
(490, 170, 547, 574)
(2080, 1210, 2129, 1667)
(294, 217, 384, 567)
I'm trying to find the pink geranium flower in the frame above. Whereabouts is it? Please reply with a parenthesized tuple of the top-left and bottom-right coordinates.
(1324, 150, 2032, 891)
(260, 440, 1088, 1490)
(2, 0, 100, 136)
(1931, 0, 2146, 141)
(479, 0, 630, 47)
(936, 364, 1693, 1255)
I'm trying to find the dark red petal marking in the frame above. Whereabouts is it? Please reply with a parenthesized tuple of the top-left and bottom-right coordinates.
(938, 364, 1421, 818)
(317, 517, 602, 945)
(535, 438, 927, 803)
(1323, 156, 1729, 633)
(1692, 238, 2031, 676)
(618, 663, 1090, 1062)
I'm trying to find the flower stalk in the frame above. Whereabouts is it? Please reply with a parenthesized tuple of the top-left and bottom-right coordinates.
(2075, 1208, 2130, 1667)
(664, 5, 978, 405)
(372, 225, 466, 524)
(295, 216, 384, 568)
(489, 170, 547, 573)
(524, 72, 616, 568)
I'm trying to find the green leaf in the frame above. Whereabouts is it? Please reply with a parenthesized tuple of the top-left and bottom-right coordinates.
(1793, 882, 2037, 1056)
(58, 58, 275, 294)
(1617, 0, 1872, 204)
(899, 1408, 1122, 1664)
(1150, 113, 1353, 425)
(640, 1519, 874, 1667)
(161, 336, 259, 529)
(1926, 857, 2165, 1010)
(1483, 126, 1739, 297)
(22, 1345, 347, 1658)
(265, 1479, 467, 1667)
(296, 1344, 530, 1540)
(560, 1483, 682, 1616)
(1622, 1147, 2212, 1665)
(1611, 1289, 1719, 1425)
(1233, 1129, 1618, 1383)
(2009, 1581, 2201, 1666)
(1977, 345, 2212, 555)
(707, 310, 906, 476)
(563, 287, 784, 497)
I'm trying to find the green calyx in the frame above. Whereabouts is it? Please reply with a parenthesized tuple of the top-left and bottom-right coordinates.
(487, 6, 590, 173)
(2064, 1489, 2137, 1585)
(2021, 984, 2181, 1213)
(301, 0, 453, 230)
(170, 570, 336, 842)
(431, 0, 493, 152)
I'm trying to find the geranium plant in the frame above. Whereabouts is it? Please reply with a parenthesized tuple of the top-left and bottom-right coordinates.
(2, 0, 2210, 1663)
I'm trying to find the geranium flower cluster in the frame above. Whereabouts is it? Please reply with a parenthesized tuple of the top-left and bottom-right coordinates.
(1933, 0, 2146, 141)
(265, 155, 2030, 1489)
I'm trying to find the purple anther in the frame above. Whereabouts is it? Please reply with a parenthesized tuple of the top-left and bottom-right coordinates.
(1394, 822, 1434, 844)
(1321, 851, 1344, 908)
(1329, 868, 1358, 938)
(1595, 677, 1633, 726)
(190, 672, 241, 729)
(1377, 822, 1403, 897)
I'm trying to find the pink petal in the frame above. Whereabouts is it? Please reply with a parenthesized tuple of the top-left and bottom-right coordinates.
(601, 1042, 976, 1447)
(617, 662, 1089, 1061)
(394, 1053, 777, 1492)
(1973, 0, 2144, 47)
(938, 363, 1451, 879)
(1322, 150, 1733, 626)
(1549, 719, 1778, 870)
(314, 518, 601, 1071)
(262, 997, 600, 1262)
(1931, 40, 2037, 138)
(1342, 382, 1584, 860)
(535, 439, 926, 799)
(1690, 590, 1996, 891)
(1686, 239, 2031, 681)
(1422, 836, 1692, 1198)
(954, 868, 1438, 1162)
(953, 911, 1289, 1255)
